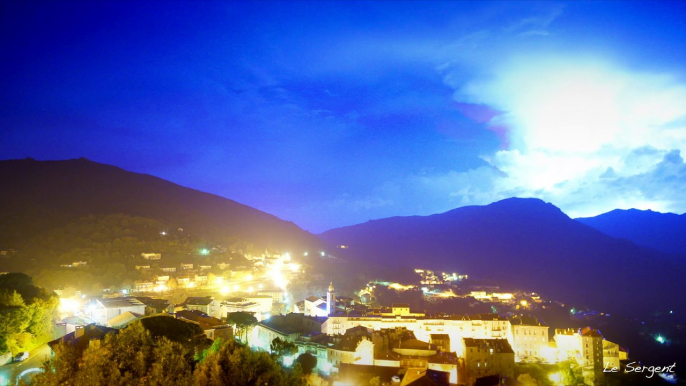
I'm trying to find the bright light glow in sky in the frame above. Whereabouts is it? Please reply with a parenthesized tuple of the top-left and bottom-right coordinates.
(1, 1, 685, 231)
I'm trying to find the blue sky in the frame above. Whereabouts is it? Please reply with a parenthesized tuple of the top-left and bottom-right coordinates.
(2, 1, 686, 232)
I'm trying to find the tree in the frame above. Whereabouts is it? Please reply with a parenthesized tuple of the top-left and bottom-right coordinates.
(0, 276, 58, 354)
(294, 353, 317, 375)
(194, 338, 302, 386)
(270, 337, 298, 361)
(517, 374, 540, 386)
(558, 360, 585, 386)
(0, 290, 25, 307)
(225, 311, 258, 343)
(33, 321, 194, 386)
(515, 363, 554, 386)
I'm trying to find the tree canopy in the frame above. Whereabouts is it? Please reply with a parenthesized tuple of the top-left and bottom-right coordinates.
(0, 274, 58, 354)
(270, 337, 299, 361)
(225, 311, 258, 343)
(32, 321, 305, 386)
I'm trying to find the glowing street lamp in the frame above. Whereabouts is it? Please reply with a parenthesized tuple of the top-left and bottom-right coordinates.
(59, 298, 79, 314)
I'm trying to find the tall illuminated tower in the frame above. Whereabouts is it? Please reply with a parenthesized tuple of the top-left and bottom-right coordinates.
(327, 281, 336, 315)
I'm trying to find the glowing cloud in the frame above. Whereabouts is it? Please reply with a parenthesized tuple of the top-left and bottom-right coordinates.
(442, 54, 686, 216)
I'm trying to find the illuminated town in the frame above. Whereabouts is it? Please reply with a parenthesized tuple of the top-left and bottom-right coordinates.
(0, 244, 656, 386)
(2, 0, 685, 385)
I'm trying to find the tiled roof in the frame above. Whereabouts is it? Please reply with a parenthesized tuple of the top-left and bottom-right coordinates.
(108, 311, 142, 328)
(98, 297, 144, 309)
(48, 324, 117, 349)
(463, 338, 514, 354)
(183, 296, 214, 306)
(510, 315, 546, 326)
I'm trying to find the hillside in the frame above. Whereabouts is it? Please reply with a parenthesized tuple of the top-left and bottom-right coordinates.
(320, 198, 686, 316)
(0, 158, 323, 258)
(576, 209, 686, 256)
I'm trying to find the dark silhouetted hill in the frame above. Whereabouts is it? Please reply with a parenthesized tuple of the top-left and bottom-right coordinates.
(577, 209, 686, 256)
(0, 158, 322, 254)
(320, 198, 686, 316)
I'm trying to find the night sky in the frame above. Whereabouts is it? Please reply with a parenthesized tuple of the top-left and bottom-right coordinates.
(2, 1, 686, 232)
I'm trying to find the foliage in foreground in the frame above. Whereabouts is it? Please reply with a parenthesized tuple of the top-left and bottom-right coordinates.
(0, 273, 59, 354)
(32, 320, 308, 386)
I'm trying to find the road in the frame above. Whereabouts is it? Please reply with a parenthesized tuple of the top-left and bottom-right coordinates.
(0, 344, 50, 385)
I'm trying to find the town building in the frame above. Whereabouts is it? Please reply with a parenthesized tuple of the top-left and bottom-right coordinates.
(48, 324, 117, 355)
(322, 312, 510, 356)
(602, 339, 628, 370)
(219, 298, 262, 319)
(141, 253, 161, 260)
(258, 289, 285, 303)
(182, 296, 216, 316)
(176, 310, 233, 340)
(107, 311, 141, 328)
(302, 282, 337, 317)
(134, 281, 154, 292)
(86, 297, 146, 326)
(554, 327, 605, 385)
(462, 338, 514, 386)
(509, 315, 549, 362)
(134, 297, 174, 315)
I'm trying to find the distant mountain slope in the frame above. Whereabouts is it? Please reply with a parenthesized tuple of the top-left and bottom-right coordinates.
(576, 209, 686, 255)
(0, 158, 322, 253)
(320, 198, 686, 316)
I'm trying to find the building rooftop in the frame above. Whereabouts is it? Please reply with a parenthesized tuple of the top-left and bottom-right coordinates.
(463, 338, 514, 354)
(338, 364, 403, 386)
(402, 368, 450, 386)
(135, 297, 171, 311)
(510, 315, 547, 326)
(398, 338, 433, 351)
(176, 310, 226, 329)
(580, 326, 603, 338)
(48, 324, 117, 350)
(98, 297, 144, 309)
(428, 351, 458, 365)
(375, 350, 401, 361)
(183, 296, 214, 306)
(108, 311, 142, 328)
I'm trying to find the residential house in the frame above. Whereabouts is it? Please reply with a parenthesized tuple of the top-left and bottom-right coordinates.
(176, 310, 233, 340)
(462, 338, 515, 386)
(141, 253, 161, 260)
(182, 296, 216, 316)
(86, 297, 146, 326)
(48, 324, 117, 355)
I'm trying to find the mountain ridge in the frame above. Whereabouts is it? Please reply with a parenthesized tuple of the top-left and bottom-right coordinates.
(321, 198, 686, 316)
(0, 158, 321, 253)
(577, 208, 686, 255)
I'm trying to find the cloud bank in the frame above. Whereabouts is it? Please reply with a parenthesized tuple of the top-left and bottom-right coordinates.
(439, 51, 686, 217)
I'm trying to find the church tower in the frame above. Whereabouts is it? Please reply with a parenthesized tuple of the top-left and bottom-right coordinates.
(326, 281, 336, 315)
